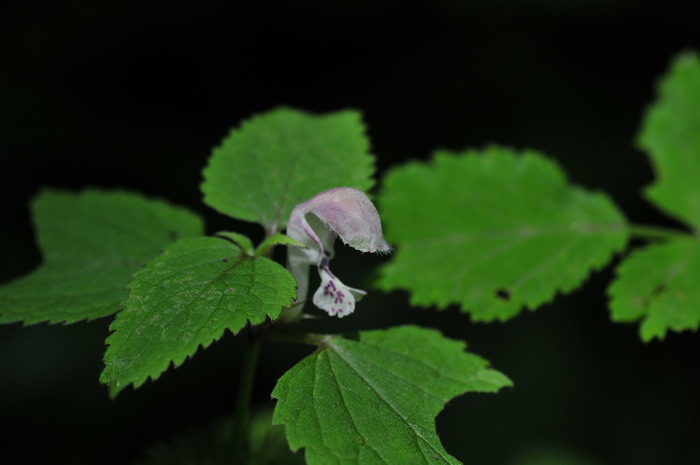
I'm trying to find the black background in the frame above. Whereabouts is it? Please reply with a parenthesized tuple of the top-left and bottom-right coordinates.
(1, 1, 699, 464)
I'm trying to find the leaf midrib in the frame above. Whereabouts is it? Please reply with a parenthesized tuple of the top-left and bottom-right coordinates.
(325, 340, 456, 465)
(106, 254, 250, 385)
(409, 223, 627, 249)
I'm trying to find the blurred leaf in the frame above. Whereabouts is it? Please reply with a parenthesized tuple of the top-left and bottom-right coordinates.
(272, 325, 511, 465)
(137, 417, 235, 465)
(0, 189, 203, 325)
(137, 409, 303, 465)
(609, 237, 700, 341)
(250, 408, 306, 465)
(639, 51, 700, 230)
(508, 444, 603, 465)
(377, 147, 629, 321)
(101, 237, 297, 397)
(201, 107, 375, 231)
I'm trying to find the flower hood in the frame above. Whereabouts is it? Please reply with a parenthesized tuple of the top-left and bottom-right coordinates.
(286, 187, 390, 317)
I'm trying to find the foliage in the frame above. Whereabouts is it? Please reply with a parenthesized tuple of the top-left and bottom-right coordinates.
(255, 233, 305, 257)
(638, 52, 700, 229)
(272, 326, 511, 465)
(606, 51, 700, 340)
(101, 236, 297, 397)
(1, 51, 699, 465)
(0, 189, 203, 325)
(216, 231, 256, 255)
(377, 147, 629, 322)
(378, 52, 700, 339)
(201, 107, 375, 232)
(609, 238, 700, 341)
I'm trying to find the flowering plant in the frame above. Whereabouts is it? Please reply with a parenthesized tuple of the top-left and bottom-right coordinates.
(1, 51, 699, 465)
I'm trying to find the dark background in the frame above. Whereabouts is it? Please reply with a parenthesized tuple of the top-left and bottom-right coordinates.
(1, 1, 699, 464)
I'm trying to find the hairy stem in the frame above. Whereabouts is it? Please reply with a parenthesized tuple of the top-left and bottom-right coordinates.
(628, 223, 693, 241)
(232, 332, 261, 464)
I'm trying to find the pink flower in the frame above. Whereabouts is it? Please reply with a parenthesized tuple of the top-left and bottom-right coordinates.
(286, 187, 390, 317)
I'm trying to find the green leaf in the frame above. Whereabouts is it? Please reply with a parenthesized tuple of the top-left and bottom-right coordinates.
(216, 231, 255, 255)
(201, 107, 375, 231)
(639, 51, 700, 230)
(609, 237, 700, 341)
(272, 325, 511, 465)
(101, 236, 297, 397)
(255, 233, 304, 256)
(0, 189, 203, 325)
(377, 147, 629, 322)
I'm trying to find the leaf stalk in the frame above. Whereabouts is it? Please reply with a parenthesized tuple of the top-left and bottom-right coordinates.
(628, 223, 693, 241)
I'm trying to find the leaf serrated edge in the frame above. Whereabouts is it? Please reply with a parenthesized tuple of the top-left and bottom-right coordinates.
(378, 148, 631, 322)
(0, 189, 204, 327)
(101, 251, 297, 398)
(271, 326, 512, 464)
(201, 107, 376, 229)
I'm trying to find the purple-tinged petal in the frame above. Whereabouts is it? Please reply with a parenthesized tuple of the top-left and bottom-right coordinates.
(286, 187, 390, 315)
(287, 187, 391, 257)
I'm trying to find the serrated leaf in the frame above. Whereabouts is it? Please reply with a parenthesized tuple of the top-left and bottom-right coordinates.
(609, 237, 700, 341)
(201, 107, 375, 231)
(639, 51, 700, 230)
(272, 325, 511, 465)
(377, 147, 629, 321)
(0, 189, 203, 325)
(101, 237, 297, 397)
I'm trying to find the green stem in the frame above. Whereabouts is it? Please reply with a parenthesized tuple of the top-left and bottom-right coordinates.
(232, 333, 261, 464)
(628, 223, 692, 241)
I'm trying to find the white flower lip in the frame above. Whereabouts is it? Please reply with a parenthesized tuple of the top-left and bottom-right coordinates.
(286, 187, 390, 317)
(312, 264, 367, 318)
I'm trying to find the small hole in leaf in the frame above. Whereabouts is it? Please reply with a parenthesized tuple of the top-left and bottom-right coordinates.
(495, 288, 511, 301)
(222, 258, 229, 263)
